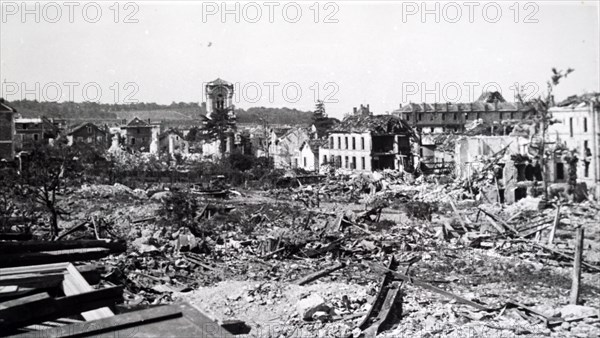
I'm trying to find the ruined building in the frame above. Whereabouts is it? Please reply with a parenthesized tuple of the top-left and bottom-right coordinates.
(394, 92, 533, 134)
(120, 117, 156, 153)
(299, 139, 327, 172)
(320, 114, 417, 172)
(269, 127, 311, 169)
(14, 117, 60, 151)
(548, 93, 600, 194)
(159, 128, 189, 155)
(67, 122, 110, 147)
(0, 99, 16, 161)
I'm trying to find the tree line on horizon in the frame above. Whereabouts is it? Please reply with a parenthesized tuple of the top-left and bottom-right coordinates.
(4, 99, 313, 125)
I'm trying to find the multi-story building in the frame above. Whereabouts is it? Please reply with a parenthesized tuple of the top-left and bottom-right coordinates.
(393, 92, 533, 134)
(121, 117, 155, 152)
(67, 122, 109, 147)
(0, 99, 17, 161)
(320, 114, 416, 172)
(14, 117, 60, 151)
(548, 94, 600, 194)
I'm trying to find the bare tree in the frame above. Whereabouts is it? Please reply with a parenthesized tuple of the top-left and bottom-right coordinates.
(19, 145, 75, 238)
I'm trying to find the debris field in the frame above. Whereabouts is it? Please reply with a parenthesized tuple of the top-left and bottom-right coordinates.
(2, 168, 598, 337)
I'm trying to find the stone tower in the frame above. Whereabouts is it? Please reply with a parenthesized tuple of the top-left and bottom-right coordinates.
(205, 78, 234, 115)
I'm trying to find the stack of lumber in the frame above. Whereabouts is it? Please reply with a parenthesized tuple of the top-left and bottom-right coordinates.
(0, 262, 122, 335)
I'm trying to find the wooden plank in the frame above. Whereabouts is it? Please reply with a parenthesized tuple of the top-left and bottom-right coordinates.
(362, 282, 402, 338)
(448, 199, 469, 233)
(0, 273, 63, 289)
(484, 214, 506, 235)
(62, 264, 114, 320)
(0, 239, 126, 254)
(547, 204, 561, 245)
(9, 303, 233, 338)
(358, 258, 399, 331)
(0, 264, 101, 287)
(0, 292, 52, 311)
(570, 227, 584, 305)
(0, 287, 37, 302)
(296, 262, 345, 286)
(367, 262, 492, 311)
(0, 286, 123, 332)
(520, 224, 552, 238)
(477, 207, 518, 235)
(0, 248, 112, 268)
(0, 263, 69, 276)
(511, 238, 600, 272)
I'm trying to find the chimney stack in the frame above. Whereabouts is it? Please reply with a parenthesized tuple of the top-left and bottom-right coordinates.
(353, 107, 357, 114)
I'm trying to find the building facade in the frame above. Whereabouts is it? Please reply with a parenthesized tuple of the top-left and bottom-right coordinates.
(320, 114, 415, 172)
(299, 139, 326, 172)
(548, 94, 600, 193)
(269, 127, 311, 169)
(121, 117, 155, 152)
(14, 117, 59, 151)
(0, 99, 16, 161)
(159, 129, 189, 155)
(67, 123, 109, 147)
(393, 92, 533, 134)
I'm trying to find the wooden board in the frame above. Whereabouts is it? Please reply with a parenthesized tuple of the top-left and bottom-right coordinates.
(0, 286, 122, 332)
(9, 303, 235, 337)
(62, 264, 113, 320)
(0, 248, 112, 268)
(0, 240, 126, 254)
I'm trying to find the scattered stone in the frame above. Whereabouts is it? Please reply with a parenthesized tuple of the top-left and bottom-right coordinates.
(312, 311, 331, 322)
(559, 304, 599, 320)
(151, 191, 173, 201)
(297, 294, 330, 321)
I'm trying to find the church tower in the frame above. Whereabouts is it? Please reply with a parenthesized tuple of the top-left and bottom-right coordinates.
(205, 78, 234, 115)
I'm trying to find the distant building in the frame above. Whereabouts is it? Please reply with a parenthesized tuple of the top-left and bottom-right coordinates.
(548, 93, 600, 194)
(14, 117, 60, 151)
(269, 127, 311, 168)
(67, 123, 109, 147)
(299, 139, 327, 172)
(159, 128, 189, 155)
(202, 78, 237, 158)
(0, 99, 17, 161)
(121, 117, 155, 152)
(320, 114, 417, 172)
(205, 78, 234, 116)
(394, 92, 533, 134)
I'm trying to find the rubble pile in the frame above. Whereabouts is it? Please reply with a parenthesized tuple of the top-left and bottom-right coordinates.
(3, 172, 599, 337)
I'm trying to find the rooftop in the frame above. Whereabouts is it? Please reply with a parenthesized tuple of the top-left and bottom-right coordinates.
(302, 139, 328, 153)
(555, 93, 600, 109)
(207, 78, 233, 87)
(0, 98, 17, 113)
(332, 114, 412, 135)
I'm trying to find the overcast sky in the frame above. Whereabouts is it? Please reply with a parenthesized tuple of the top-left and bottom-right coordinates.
(1, 1, 598, 118)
